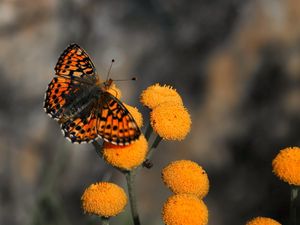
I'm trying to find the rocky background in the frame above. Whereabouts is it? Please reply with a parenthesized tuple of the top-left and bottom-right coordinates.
(0, 0, 300, 225)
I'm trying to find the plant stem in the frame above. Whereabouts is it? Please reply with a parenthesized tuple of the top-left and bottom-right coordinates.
(290, 186, 298, 225)
(144, 122, 153, 141)
(126, 171, 141, 225)
(92, 141, 103, 158)
(146, 135, 162, 160)
(101, 217, 110, 225)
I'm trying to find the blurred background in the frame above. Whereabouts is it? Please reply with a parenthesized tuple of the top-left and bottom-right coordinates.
(0, 0, 300, 224)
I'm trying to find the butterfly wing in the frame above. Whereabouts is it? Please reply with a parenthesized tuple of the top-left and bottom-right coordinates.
(55, 43, 97, 80)
(59, 92, 141, 145)
(97, 92, 141, 145)
(44, 43, 96, 119)
(60, 100, 99, 143)
(44, 77, 76, 119)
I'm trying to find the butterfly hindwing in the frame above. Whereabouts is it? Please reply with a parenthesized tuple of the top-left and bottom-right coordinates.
(97, 92, 141, 145)
(60, 105, 99, 143)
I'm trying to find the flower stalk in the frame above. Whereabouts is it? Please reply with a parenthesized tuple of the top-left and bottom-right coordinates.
(290, 186, 298, 225)
(144, 122, 153, 140)
(126, 171, 141, 225)
(101, 217, 110, 225)
(146, 135, 162, 160)
(92, 141, 104, 158)
(89, 83, 189, 225)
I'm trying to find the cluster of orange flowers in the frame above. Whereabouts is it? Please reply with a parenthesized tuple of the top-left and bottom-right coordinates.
(141, 84, 191, 140)
(245, 146, 300, 225)
(80, 82, 300, 224)
(80, 83, 193, 222)
(162, 160, 209, 225)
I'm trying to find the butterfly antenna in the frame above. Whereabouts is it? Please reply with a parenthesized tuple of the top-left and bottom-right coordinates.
(113, 77, 137, 82)
(106, 59, 115, 81)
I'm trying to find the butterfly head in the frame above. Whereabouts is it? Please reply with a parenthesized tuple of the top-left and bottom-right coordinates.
(104, 78, 114, 89)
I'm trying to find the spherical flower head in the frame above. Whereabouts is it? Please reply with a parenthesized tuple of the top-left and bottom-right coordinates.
(81, 182, 127, 217)
(124, 103, 143, 128)
(246, 217, 281, 225)
(162, 194, 208, 225)
(162, 160, 209, 198)
(103, 135, 148, 170)
(150, 102, 191, 140)
(272, 146, 300, 185)
(107, 83, 122, 99)
(140, 83, 183, 109)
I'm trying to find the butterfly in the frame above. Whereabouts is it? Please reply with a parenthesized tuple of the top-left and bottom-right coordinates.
(43, 43, 141, 145)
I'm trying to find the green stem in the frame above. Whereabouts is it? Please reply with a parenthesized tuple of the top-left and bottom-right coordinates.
(92, 140, 103, 158)
(146, 135, 163, 160)
(144, 122, 153, 141)
(92, 133, 162, 225)
(125, 133, 163, 224)
(141, 135, 163, 169)
(290, 186, 298, 225)
(126, 171, 141, 225)
(101, 217, 110, 225)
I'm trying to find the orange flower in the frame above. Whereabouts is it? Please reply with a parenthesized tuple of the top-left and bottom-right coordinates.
(246, 217, 281, 225)
(81, 182, 127, 217)
(162, 160, 209, 198)
(103, 135, 148, 170)
(150, 102, 191, 140)
(140, 83, 183, 109)
(272, 147, 300, 185)
(162, 194, 208, 225)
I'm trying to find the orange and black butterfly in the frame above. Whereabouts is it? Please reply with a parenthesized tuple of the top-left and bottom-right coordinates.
(43, 43, 141, 145)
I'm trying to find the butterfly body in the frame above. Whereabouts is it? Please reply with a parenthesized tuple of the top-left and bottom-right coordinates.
(60, 83, 99, 118)
(44, 44, 141, 145)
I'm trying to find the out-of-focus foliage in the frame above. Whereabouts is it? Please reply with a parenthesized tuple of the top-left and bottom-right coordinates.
(0, 0, 299, 225)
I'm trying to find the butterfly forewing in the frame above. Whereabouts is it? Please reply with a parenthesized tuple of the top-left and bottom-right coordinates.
(61, 102, 99, 143)
(44, 77, 75, 119)
(55, 43, 97, 80)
